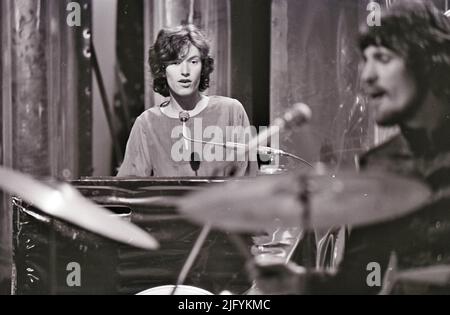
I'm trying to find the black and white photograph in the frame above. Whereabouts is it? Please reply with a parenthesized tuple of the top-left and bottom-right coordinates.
(0, 0, 449, 298)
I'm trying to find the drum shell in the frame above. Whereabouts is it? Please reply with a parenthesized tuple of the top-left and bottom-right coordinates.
(136, 285, 213, 295)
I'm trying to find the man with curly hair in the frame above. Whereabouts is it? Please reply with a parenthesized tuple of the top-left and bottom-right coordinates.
(314, 0, 450, 294)
(257, 0, 450, 294)
(118, 24, 256, 177)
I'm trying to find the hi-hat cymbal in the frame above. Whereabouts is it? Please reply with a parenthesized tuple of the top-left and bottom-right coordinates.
(0, 167, 158, 250)
(178, 171, 431, 233)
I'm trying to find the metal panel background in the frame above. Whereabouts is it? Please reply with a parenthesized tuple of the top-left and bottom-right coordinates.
(0, 0, 92, 179)
(271, 0, 373, 173)
(271, 0, 450, 173)
(1, 0, 92, 293)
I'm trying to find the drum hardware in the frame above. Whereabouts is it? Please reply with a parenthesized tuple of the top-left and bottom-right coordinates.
(137, 285, 213, 295)
(177, 170, 431, 294)
(380, 252, 450, 294)
(170, 223, 212, 295)
(316, 226, 347, 271)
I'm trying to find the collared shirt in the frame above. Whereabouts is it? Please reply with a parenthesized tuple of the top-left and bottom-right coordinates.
(117, 96, 257, 177)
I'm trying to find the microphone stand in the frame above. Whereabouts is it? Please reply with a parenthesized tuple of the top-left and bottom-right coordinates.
(298, 174, 314, 294)
(282, 152, 314, 169)
(181, 121, 314, 169)
(170, 223, 211, 295)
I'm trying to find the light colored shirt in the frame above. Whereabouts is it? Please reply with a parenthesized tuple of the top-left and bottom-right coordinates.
(117, 96, 257, 177)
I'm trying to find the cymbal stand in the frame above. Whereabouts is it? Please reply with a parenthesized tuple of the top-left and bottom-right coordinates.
(170, 223, 212, 295)
(299, 174, 313, 293)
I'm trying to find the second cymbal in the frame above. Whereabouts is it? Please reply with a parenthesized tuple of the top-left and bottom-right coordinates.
(0, 167, 159, 250)
(178, 171, 431, 233)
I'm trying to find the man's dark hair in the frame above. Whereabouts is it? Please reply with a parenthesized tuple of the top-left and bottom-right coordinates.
(149, 24, 214, 97)
(359, 0, 450, 103)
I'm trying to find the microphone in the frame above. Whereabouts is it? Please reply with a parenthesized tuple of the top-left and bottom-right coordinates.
(178, 103, 313, 167)
(236, 103, 312, 162)
(180, 111, 190, 150)
(272, 103, 312, 130)
(179, 111, 190, 123)
(190, 152, 201, 176)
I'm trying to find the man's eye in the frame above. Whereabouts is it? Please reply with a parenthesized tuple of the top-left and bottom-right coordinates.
(377, 54, 392, 63)
(191, 60, 199, 64)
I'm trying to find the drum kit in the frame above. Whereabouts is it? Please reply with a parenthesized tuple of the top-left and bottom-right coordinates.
(0, 164, 447, 295)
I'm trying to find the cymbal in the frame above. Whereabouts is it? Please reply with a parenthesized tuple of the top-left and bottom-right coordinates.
(178, 171, 431, 233)
(0, 167, 158, 250)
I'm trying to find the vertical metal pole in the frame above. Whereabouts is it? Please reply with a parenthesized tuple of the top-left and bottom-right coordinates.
(74, 0, 93, 177)
(10, 0, 51, 176)
(0, 0, 13, 295)
(144, 0, 154, 110)
(48, 0, 92, 179)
